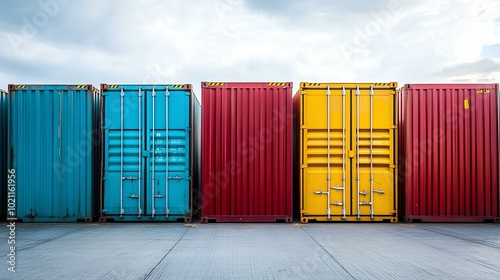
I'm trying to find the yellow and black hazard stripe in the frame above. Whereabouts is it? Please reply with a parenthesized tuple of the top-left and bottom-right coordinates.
(76, 85, 87, 89)
(8, 84, 26, 91)
(268, 82, 286, 86)
(306, 83, 321, 87)
(171, 84, 185, 88)
(108, 85, 119, 89)
(207, 82, 225, 86)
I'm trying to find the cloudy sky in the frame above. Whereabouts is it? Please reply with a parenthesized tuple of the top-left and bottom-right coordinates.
(0, 0, 499, 97)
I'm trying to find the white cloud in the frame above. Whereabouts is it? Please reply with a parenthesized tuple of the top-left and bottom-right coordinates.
(0, 0, 498, 95)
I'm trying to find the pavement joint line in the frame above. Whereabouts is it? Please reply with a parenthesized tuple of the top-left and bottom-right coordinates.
(143, 225, 193, 279)
(415, 227, 500, 274)
(300, 227, 357, 280)
(419, 226, 500, 251)
(17, 227, 84, 252)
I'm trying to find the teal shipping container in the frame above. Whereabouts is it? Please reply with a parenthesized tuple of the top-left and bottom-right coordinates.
(8, 84, 101, 222)
(100, 84, 200, 222)
(1, 89, 8, 221)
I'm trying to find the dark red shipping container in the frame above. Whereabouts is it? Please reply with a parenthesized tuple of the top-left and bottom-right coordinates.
(398, 84, 500, 222)
(201, 82, 293, 222)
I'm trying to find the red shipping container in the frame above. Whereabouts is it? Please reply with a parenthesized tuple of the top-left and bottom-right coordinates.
(398, 84, 500, 222)
(201, 82, 293, 222)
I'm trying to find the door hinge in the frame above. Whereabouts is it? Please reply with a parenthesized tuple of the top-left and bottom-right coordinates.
(390, 164, 397, 169)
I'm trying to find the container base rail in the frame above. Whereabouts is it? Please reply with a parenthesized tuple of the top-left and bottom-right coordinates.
(201, 216, 293, 223)
(98, 214, 192, 223)
(12, 216, 97, 223)
(300, 216, 398, 223)
(403, 216, 500, 223)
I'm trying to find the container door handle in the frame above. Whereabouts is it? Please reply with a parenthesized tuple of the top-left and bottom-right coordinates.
(325, 86, 331, 220)
(356, 85, 361, 220)
(151, 87, 156, 219)
(369, 86, 374, 220)
(341, 86, 346, 220)
(165, 87, 170, 218)
(120, 88, 125, 218)
(137, 87, 143, 219)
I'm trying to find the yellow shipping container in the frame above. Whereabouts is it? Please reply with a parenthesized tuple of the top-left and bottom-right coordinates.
(294, 82, 398, 223)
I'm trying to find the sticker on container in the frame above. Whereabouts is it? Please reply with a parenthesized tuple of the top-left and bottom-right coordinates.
(464, 99, 469, 109)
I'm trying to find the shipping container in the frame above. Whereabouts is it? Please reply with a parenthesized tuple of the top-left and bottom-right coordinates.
(100, 84, 199, 222)
(398, 84, 499, 222)
(201, 82, 293, 223)
(8, 84, 100, 222)
(0, 89, 8, 221)
(295, 82, 398, 223)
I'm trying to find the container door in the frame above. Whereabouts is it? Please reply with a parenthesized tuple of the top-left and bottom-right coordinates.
(302, 86, 351, 219)
(351, 86, 395, 219)
(301, 84, 396, 220)
(145, 87, 191, 219)
(103, 87, 145, 219)
(104, 85, 191, 220)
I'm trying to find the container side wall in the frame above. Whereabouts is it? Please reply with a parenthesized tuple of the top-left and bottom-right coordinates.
(397, 87, 407, 218)
(400, 84, 499, 222)
(201, 82, 293, 222)
(0, 90, 8, 221)
(8, 85, 98, 222)
(192, 94, 202, 220)
(292, 91, 301, 218)
(101, 84, 193, 221)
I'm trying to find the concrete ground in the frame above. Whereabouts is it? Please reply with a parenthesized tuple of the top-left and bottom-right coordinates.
(0, 222, 499, 279)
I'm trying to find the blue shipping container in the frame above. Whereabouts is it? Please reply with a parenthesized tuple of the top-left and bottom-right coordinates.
(100, 84, 199, 222)
(1, 89, 8, 221)
(8, 84, 101, 222)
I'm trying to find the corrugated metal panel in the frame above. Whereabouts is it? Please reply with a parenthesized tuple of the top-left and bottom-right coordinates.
(0, 89, 8, 221)
(100, 84, 197, 222)
(201, 82, 293, 222)
(8, 84, 100, 222)
(297, 82, 398, 222)
(398, 84, 500, 222)
(192, 93, 202, 219)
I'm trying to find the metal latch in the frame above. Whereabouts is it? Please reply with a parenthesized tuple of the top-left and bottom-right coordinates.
(168, 175, 182, 182)
(128, 194, 139, 198)
(122, 176, 138, 181)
